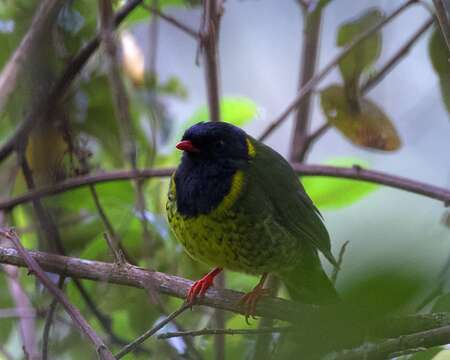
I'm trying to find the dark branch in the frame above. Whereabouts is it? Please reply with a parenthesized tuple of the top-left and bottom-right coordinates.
(290, 4, 323, 162)
(0, 0, 144, 164)
(1, 163, 449, 213)
(157, 326, 292, 339)
(332, 325, 450, 360)
(142, 4, 200, 39)
(258, 0, 419, 141)
(115, 304, 189, 359)
(303, 16, 433, 152)
(0, 230, 115, 359)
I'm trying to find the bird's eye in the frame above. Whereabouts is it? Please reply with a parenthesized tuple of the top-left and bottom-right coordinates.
(215, 140, 225, 149)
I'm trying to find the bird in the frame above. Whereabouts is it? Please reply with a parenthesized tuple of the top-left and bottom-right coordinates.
(166, 122, 339, 319)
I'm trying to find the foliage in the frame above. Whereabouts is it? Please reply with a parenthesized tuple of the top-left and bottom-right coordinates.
(0, 0, 447, 359)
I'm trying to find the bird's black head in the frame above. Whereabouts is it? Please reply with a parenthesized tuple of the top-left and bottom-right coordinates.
(174, 122, 251, 217)
(176, 122, 249, 164)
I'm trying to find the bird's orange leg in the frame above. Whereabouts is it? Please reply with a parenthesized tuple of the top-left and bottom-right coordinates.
(186, 267, 222, 305)
(239, 273, 270, 324)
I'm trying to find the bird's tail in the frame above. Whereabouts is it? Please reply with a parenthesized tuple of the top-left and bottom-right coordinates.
(281, 257, 339, 305)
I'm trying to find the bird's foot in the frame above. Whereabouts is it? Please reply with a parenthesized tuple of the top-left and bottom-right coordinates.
(239, 285, 271, 324)
(186, 267, 222, 306)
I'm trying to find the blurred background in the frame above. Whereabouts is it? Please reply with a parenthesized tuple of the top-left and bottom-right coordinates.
(0, 0, 449, 359)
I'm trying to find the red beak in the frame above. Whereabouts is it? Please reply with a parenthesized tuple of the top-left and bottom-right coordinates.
(176, 140, 199, 153)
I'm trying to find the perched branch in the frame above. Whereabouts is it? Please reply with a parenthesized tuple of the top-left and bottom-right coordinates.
(157, 326, 292, 339)
(1, 163, 449, 212)
(258, 0, 419, 141)
(0, 0, 63, 114)
(0, 230, 115, 360)
(0, 0, 145, 164)
(0, 245, 314, 322)
(331, 325, 450, 360)
(115, 303, 190, 359)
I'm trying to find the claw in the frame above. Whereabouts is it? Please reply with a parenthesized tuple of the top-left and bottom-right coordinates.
(186, 267, 222, 306)
(238, 273, 270, 324)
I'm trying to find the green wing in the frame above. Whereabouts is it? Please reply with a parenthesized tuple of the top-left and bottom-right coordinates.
(248, 137, 338, 268)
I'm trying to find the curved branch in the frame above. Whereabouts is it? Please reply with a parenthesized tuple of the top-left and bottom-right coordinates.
(0, 163, 448, 211)
(332, 325, 450, 360)
(0, 0, 144, 163)
(0, 246, 311, 322)
(258, 0, 419, 141)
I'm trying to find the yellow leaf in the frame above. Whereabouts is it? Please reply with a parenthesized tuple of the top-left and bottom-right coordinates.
(321, 85, 401, 151)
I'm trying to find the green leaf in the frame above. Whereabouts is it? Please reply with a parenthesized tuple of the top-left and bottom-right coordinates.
(302, 157, 379, 209)
(320, 84, 401, 151)
(429, 29, 450, 115)
(337, 8, 383, 84)
(185, 96, 258, 127)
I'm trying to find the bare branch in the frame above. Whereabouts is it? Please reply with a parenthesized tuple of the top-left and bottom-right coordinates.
(0, 245, 314, 322)
(158, 326, 292, 339)
(0, 0, 145, 164)
(331, 325, 450, 360)
(142, 4, 200, 39)
(3, 265, 39, 359)
(115, 303, 190, 359)
(1, 162, 449, 213)
(290, 4, 323, 162)
(0, 0, 63, 114)
(0, 230, 115, 359)
(200, 0, 223, 122)
(361, 17, 434, 93)
(258, 0, 419, 141)
(331, 241, 349, 285)
(303, 16, 433, 152)
(42, 276, 65, 360)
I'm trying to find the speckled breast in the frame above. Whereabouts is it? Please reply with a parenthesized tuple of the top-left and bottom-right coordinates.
(166, 175, 300, 275)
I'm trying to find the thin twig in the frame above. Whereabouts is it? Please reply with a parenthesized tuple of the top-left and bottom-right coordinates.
(89, 184, 128, 265)
(331, 241, 349, 285)
(142, 3, 200, 39)
(0, 229, 115, 359)
(0, 0, 145, 164)
(42, 276, 65, 360)
(99, 0, 136, 168)
(148, 0, 160, 75)
(251, 275, 280, 360)
(0, 0, 63, 114)
(2, 245, 450, 337)
(303, 16, 434, 152)
(99, 0, 155, 252)
(3, 265, 39, 359)
(331, 325, 450, 360)
(258, 0, 419, 141)
(158, 326, 293, 339)
(115, 303, 190, 359)
(361, 17, 434, 93)
(1, 162, 449, 212)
